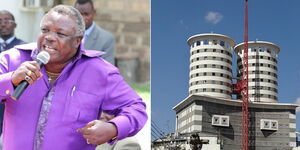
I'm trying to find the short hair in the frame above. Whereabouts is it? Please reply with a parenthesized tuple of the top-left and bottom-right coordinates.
(75, 0, 94, 9)
(42, 5, 85, 36)
(0, 10, 15, 21)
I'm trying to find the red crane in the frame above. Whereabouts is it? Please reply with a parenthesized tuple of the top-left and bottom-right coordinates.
(242, 0, 249, 149)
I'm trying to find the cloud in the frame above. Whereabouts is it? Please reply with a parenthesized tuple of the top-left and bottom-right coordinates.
(295, 97, 300, 113)
(205, 11, 223, 24)
(179, 19, 189, 30)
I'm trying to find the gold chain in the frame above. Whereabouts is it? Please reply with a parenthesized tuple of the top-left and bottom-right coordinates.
(46, 71, 60, 82)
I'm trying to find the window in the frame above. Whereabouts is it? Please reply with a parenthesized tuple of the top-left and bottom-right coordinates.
(212, 64, 216, 68)
(203, 88, 206, 92)
(220, 41, 225, 46)
(204, 40, 209, 45)
(212, 73, 216, 76)
(196, 41, 201, 46)
(213, 49, 216, 52)
(204, 49, 207, 52)
(212, 89, 215, 92)
(204, 64, 207, 68)
(213, 40, 217, 45)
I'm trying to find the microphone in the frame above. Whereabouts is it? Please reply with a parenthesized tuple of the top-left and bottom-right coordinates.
(11, 51, 50, 100)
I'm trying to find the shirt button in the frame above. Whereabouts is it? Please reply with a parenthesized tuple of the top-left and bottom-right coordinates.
(5, 90, 10, 95)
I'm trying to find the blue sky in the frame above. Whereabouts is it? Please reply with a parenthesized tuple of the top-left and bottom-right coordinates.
(151, 0, 300, 140)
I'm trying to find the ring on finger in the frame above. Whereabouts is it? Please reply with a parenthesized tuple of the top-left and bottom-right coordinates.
(25, 76, 31, 82)
(26, 70, 32, 76)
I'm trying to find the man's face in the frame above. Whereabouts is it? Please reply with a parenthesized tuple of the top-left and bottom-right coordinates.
(37, 12, 82, 65)
(0, 13, 16, 39)
(75, 2, 95, 29)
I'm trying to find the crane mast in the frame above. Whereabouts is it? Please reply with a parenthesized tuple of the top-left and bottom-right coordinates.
(242, 0, 249, 149)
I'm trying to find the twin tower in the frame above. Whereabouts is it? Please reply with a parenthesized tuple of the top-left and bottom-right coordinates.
(188, 33, 279, 103)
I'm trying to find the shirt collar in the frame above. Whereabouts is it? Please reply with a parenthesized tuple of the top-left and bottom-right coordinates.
(84, 22, 95, 37)
(0, 36, 15, 44)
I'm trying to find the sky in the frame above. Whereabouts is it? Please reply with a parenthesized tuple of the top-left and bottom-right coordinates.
(151, 0, 300, 140)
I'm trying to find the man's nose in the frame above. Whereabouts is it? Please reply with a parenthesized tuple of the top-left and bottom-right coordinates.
(44, 32, 57, 41)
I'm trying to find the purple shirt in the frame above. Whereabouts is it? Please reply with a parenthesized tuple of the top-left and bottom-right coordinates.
(0, 43, 147, 150)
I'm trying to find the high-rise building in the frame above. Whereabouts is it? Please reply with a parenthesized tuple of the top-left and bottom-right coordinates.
(187, 33, 235, 98)
(235, 41, 280, 103)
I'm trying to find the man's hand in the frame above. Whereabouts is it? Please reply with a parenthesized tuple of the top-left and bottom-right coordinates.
(77, 120, 118, 145)
(11, 61, 42, 86)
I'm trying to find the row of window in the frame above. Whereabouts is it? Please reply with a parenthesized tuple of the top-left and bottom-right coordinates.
(250, 70, 278, 78)
(189, 88, 231, 95)
(190, 72, 232, 79)
(238, 63, 277, 71)
(249, 78, 278, 85)
(190, 39, 232, 49)
(237, 55, 277, 63)
(238, 70, 278, 78)
(189, 89, 277, 99)
(190, 64, 232, 72)
(250, 86, 278, 93)
(190, 80, 231, 87)
(191, 56, 232, 64)
(191, 48, 232, 56)
(237, 47, 278, 55)
(250, 93, 277, 100)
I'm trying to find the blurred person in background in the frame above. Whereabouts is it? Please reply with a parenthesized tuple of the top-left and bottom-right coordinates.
(0, 10, 26, 52)
(75, 0, 115, 65)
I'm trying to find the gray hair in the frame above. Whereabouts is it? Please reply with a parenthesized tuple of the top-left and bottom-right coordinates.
(42, 5, 85, 36)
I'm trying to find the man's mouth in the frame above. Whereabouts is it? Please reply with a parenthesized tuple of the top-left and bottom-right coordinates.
(44, 45, 57, 52)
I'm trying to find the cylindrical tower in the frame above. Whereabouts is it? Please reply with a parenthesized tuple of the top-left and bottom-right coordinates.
(187, 33, 235, 98)
(235, 41, 280, 103)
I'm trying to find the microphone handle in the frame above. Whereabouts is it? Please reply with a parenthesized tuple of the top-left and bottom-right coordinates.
(11, 80, 29, 100)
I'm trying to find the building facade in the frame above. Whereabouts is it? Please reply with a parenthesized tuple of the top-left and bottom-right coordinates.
(173, 95, 297, 150)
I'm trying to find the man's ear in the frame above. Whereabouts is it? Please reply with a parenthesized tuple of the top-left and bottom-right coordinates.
(77, 36, 83, 45)
(13, 22, 17, 29)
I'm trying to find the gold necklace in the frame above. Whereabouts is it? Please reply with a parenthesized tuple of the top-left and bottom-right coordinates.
(46, 71, 60, 82)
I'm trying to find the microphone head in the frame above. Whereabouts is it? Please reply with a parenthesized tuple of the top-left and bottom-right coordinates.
(37, 51, 50, 64)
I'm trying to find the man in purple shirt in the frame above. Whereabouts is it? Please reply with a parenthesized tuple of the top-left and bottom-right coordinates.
(0, 5, 147, 150)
